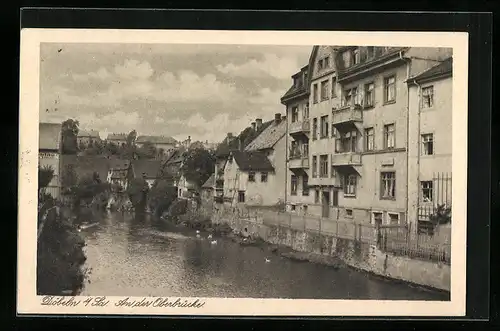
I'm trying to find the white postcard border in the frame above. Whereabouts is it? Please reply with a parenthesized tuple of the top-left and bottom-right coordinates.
(18, 28, 468, 316)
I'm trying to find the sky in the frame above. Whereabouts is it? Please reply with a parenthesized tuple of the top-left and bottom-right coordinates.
(39, 43, 312, 143)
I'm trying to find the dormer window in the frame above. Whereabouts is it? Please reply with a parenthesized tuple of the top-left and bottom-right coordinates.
(324, 56, 330, 68)
(352, 49, 360, 65)
(318, 59, 324, 71)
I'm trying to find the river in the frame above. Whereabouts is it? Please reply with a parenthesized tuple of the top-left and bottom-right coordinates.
(80, 211, 449, 300)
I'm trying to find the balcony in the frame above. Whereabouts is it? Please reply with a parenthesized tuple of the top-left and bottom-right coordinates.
(289, 119, 310, 136)
(288, 156, 309, 170)
(331, 105, 363, 127)
(331, 152, 362, 167)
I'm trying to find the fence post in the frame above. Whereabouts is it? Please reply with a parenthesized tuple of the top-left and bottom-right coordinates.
(289, 213, 292, 229)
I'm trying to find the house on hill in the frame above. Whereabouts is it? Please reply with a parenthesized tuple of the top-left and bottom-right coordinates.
(136, 135, 177, 155)
(106, 133, 128, 147)
(77, 129, 100, 148)
(39, 122, 63, 198)
(131, 160, 162, 188)
(106, 159, 133, 191)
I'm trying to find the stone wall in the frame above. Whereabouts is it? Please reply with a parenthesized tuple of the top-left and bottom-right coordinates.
(212, 204, 450, 292)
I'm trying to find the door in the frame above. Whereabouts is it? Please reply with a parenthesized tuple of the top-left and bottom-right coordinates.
(322, 190, 330, 218)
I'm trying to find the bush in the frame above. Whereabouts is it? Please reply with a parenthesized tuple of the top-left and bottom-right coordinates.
(168, 199, 188, 217)
(148, 179, 177, 217)
(127, 178, 150, 212)
(37, 206, 89, 295)
(429, 204, 452, 226)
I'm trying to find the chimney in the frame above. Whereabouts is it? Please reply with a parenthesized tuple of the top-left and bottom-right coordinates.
(251, 122, 256, 131)
(274, 113, 282, 124)
(227, 132, 233, 138)
(255, 118, 263, 130)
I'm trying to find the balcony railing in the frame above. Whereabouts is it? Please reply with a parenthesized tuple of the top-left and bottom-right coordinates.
(331, 152, 362, 166)
(289, 119, 310, 135)
(289, 157, 310, 169)
(332, 104, 363, 126)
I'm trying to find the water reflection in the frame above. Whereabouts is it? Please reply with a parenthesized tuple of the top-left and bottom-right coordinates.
(80, 211, 449, 300)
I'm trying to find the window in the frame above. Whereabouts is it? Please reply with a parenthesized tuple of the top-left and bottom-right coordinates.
(320, 155, 329, 178)
(321, 80, 330, 101)
(261, 172, 268, 182)
(290, 175, 298, 195)
(365, 127, 374, 151)
(372, 212, 383, 226)
(384, 124, 395, 149)
(343, 87, 358, 106)
(331, 77, 337, 98)
(315, 189, 320, 203)
(336, 130, 358, 153)
(332, 190, 339, 206)
(293, 77, 299, 87)
(302, 175, 309, 196)
(381, 172, 396, 199)
(384, 76, 396, 103)
(366, 46, 375, 59)
(422, 86, 434, 108)
(313, 84, 318, 103)
(352, 49, 360, 65)
(318, 59, 324, 71)
(342, 50, 351, 68)
(248, 171, 255, 182)
(291, 106, 299, 122)
(291, 204, 296, 211)
(346, 209, 353, 217)
(421, 134, 434, 155)
(324, 56, 330, 68)
(320, 115, 329, 138)
(388, 213, 399, 225)
(364, 82, 375, 107)
(344, 174, 357, 196)
(303, 205, 308, 213)
(312, 118, 318, 140)
(312, 156, 318, 177)
(421, 181, 433, 202)
(304, 103, 310, 119)
(302, 143, 309, 157)
(238, 191, 245, 203)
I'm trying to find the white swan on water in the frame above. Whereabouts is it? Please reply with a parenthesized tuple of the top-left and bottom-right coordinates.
(210, 240, 217, 245)
(196, 230, 200, 234)
(207, 234, 213, 239)
(265, 258, 271, 263)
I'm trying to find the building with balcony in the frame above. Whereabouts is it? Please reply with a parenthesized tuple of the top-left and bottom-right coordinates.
(297, 45, 452, 225)
(407, 57, 453, 232)
(281, 65, 314, 213)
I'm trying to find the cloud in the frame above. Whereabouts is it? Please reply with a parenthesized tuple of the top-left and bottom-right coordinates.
(216, 53, 299, 80)
(78, 111, 141, 133)
(114, 59, 154, 80)
(72, 67, 111, 82)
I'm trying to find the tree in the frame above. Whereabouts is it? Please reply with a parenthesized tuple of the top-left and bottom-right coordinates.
(126, 130, 137, 146)
(61, 164, 78, 191)
(61, 119, 79, 154)
(38, 165, 54, 192)
(127, 177, 150, 212)
(181, 148, 216, 189)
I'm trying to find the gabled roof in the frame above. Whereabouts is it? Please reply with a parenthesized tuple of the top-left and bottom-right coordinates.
(132, 160, 162, 179)
(39, 122, 62, 151)
(231, 150, 274, 172)
(107, 133, 127, 141)
(215, 120, 273, 157)
(411, 57, 453, 82)
(281, 65, 310, 103)
(78, 129, 100, 138)
(202, 173, 215, 189)
(136, 135, 177, 145)
(244, 118, 286, 152)
(164, 148, 186, 165)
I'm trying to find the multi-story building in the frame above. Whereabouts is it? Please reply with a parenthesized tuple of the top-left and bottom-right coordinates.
(281, 65, 314, 214)
(407, 57, 453, 232)
(136, 135, 177, 155)
(301, 45, 452, 226)
(39, 122, 62, 199)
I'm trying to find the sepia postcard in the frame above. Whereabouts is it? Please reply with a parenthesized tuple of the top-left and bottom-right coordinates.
(18, 28, 468, 317)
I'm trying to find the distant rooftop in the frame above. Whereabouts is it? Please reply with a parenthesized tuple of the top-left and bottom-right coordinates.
(244, 117, 287, 152)
(78, 129, 100, 138)
(412, 57, 453, 82)
(107, 133, 128, 141)
(136, 135, 177, 145)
